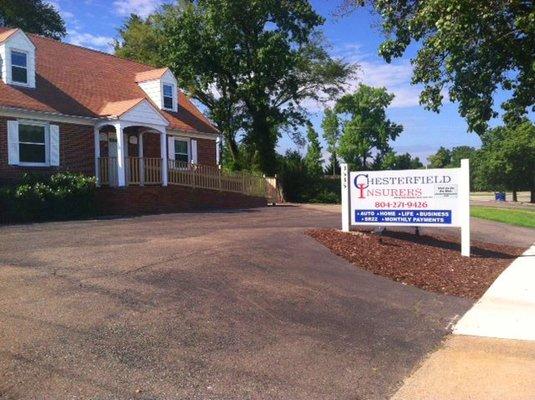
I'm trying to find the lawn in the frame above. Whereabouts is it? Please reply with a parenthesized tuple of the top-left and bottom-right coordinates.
(471, 206, 535, 229)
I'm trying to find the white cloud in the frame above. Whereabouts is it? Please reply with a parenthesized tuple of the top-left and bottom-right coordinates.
(113, 0, 165, 18)
(301, 43, 423, 113)
(335, 43, 422, 109)
(67, 31, 115, 53)
(47, 1, 75, 21)
(47, 0, 82, 30)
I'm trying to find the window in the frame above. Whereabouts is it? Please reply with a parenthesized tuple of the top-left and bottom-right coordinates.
(19, 124, 46, 164)
(11, 51, 28, 84)
(163, 84, 174, 109)
(174, 140, 189, 163)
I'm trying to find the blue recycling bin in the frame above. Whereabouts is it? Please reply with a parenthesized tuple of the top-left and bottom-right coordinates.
(495, 192, 506, 202)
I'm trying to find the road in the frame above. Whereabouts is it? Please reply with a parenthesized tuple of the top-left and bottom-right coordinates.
(1, 205, 526, 399)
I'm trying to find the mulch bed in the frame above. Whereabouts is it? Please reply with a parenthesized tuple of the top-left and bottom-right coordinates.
(307, 228, 526, 300)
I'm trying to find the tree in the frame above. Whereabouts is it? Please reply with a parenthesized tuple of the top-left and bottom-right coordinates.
(335, 84, 403, 169)
(304, 122, 323, 176)
(324, 154, 341, 175)
(321, 107, 340, 176)
(342, 0, 534, 134)
(381, 151, 423, 170)
(449, 146, 477, 168)
(119, 0, 353, 175)
(0, 0, 66, 39)
(114, 14, 165, 67)
(427, 146, 451, 168)
(476, 121, 535, 202)
(278, 150, 311, 202)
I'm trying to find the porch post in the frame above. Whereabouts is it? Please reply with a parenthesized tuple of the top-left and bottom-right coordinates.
(160, 131, 168, 186)
(94, 126, 100, 187)
(115, 122, 126, 187)
(139, 132, 144, 186)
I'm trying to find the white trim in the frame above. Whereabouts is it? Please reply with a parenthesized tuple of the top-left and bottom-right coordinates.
(216, 135, 221, 165)
(191, 139, 198, 164)
(94, 126, 100, 186)
(162, 83, 175, 111)
(49, 124, 60, 166)
(460, 159, 471, 257)
(0, 108, 219, 137)
(115, 122, 126, 187)
(119, 99, 169, 128)
(17, 119, 51, 167)
(0, 106, 100, 126)
(173, 137, 190, 162)
(167, 129, 218, 141)
(7, 120, 19, 165)
(160, 132, 168, 186)
(340, 163, 350, 232)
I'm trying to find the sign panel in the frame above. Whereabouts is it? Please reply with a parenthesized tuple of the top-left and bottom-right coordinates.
(350, 168, 463, 227)
(341, 160, 470, 256)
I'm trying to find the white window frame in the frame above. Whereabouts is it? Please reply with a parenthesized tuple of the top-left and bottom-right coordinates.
(10, 49, 29, 86)
(18, 120, 50, 167)
(162, 83, 174, 111)
(174, 138, 190, 163)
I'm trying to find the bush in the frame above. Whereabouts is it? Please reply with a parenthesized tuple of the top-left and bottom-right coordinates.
(278, 151, 341, 204)
(0, 172, 96, 222)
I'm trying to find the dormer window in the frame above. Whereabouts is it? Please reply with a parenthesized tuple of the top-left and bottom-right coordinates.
(0, 29, 36, 87)
(136, 68, 178, 112)
(11, 50, 28, 84)
(163, 84, 174, 110)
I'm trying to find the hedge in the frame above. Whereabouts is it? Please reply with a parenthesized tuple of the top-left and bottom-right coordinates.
(0, 173, 96, 223)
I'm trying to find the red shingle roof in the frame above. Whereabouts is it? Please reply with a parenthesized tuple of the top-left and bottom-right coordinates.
(99, 98, 146, 117)
(135, 68, 169, 83)
(0, 28, 218, 135)
(0, 28, 17, 43)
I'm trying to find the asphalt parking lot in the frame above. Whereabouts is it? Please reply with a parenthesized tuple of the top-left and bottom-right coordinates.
(0, 206, 477, 399)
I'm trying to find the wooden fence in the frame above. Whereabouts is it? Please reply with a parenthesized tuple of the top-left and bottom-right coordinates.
(97, 157, 273, 199)
(168, 160, 267, 197)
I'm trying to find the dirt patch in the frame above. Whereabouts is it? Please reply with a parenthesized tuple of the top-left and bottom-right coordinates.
(307, 229, 526, 300)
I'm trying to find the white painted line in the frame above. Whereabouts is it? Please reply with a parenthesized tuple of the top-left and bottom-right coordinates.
(454, 244, 535, 341)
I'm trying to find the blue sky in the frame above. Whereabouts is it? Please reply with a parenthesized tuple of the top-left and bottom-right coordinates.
(48, 0, 491, 163)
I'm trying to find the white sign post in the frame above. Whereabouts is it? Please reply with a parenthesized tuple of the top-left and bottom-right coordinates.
(340, 160, 471, 256)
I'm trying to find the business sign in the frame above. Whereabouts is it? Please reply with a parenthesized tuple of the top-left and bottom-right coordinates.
(341, 160, 471, 256)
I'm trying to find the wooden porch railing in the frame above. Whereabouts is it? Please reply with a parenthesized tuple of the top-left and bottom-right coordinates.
(98, 157, 162, 186)
(97, 157, 273, 199)
(168, 160, 268, 198)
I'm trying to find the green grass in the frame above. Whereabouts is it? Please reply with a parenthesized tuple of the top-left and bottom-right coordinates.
(471, 206, 535, 229)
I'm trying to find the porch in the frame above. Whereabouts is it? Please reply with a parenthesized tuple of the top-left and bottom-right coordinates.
(97, 157, 270, 198)
(94, 123, 278, 200)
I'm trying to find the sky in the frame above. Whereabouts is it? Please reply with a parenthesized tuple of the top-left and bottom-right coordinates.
(48, 0, 492, 163)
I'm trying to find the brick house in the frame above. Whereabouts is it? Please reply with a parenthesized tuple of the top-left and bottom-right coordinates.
(0, 27, 223, 188)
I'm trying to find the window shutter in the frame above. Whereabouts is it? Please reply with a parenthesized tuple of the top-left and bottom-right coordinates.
(191, 139, 198, 164)
(7, 120, 19, 165)
(49, 125, 60, 166)
(168, 136, 175, 160)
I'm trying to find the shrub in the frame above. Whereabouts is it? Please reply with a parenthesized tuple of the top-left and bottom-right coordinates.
(278, 151, 341, 204)
(0, 172, 96, 222)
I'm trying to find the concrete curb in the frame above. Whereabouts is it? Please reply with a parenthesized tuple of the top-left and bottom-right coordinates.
(454, 243, 535, 341)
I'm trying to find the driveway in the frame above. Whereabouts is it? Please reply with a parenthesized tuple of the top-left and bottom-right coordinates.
(1, 206, 475, 399)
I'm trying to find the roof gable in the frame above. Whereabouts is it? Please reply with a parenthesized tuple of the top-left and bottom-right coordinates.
(121, 99, 169, 127)
(135, 68, 169, 83)
(0, 29, 35, 48)
(0, 29, 17, 43)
